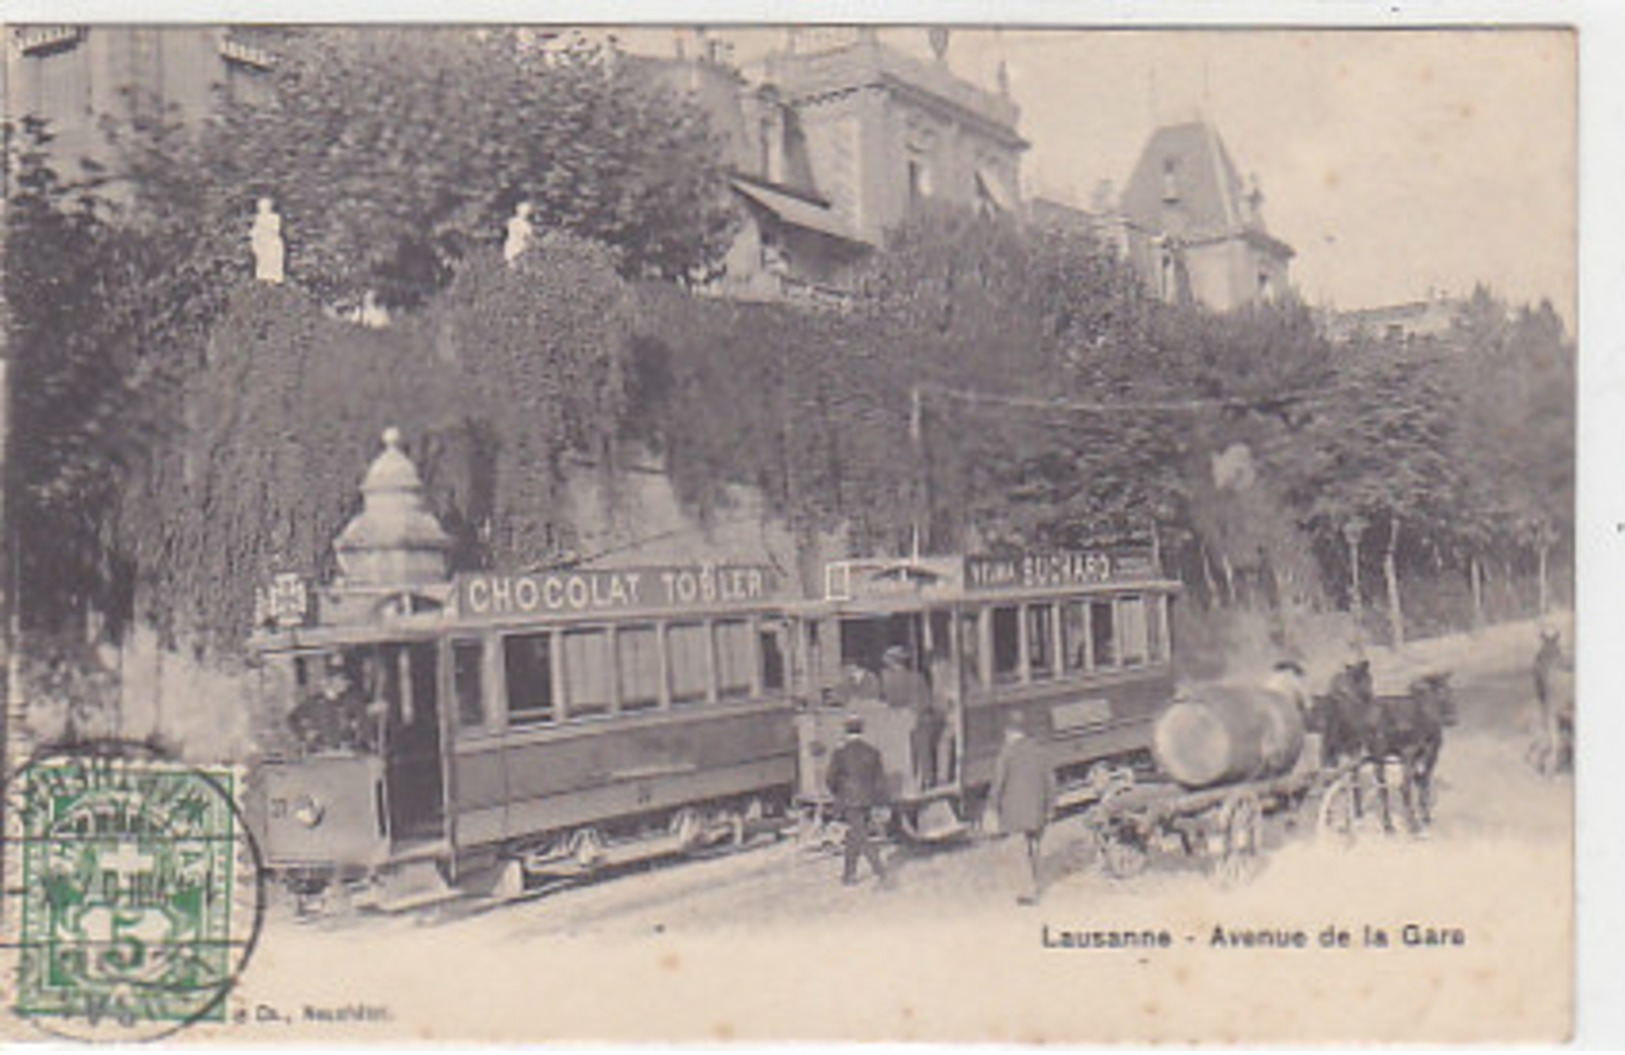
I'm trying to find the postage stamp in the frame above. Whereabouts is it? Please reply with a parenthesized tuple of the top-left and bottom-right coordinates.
(4, 747, 263, 1042)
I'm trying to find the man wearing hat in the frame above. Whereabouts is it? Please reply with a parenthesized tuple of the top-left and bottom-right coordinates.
(990, 709, 1055, 905)
(825, 715, 890, 887)
(881, 644, 943, 789)
(288, 653, 384, 754)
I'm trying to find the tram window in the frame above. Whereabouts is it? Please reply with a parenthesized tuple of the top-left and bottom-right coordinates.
(562, 629, 613, 720)
(1061, 601, 1089, 672)
(1119, 596, 1149, 667)
(616, 625, 662, 713)
(504, 632, 555, 727)
(452, 640, 484, 728)
(991, 606, 1021, 684)
(958, 611, 982, 687)
(667, 622, 710, 706)
(1091, 601, 1117, 669)
(714, 619, 754, 700)
(1146, 596, 1166, 662)
(1027, 604, 1056, 680)
(759, 621, 786, 693)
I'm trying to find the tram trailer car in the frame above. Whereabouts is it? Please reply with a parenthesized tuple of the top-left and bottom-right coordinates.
(793, 549, 1182, 838)
(253, 563, 802, 906)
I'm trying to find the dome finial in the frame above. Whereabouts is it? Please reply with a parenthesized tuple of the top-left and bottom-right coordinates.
(382, 426, 403, 450)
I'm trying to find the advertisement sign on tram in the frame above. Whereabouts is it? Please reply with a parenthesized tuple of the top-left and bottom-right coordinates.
(454, 564, 781, 620)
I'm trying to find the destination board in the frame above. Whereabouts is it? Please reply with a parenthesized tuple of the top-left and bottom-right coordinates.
(963, 548, 1159, 591)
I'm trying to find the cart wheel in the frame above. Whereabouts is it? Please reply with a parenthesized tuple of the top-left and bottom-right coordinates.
(1317, 770, 1360, 847)
(1213, 791, 1263, 887)
(1100, 825, 1149, 880)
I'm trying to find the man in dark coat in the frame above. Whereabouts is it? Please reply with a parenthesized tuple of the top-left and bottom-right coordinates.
(990, 710, 1055, 905)
(825, 715, 890, 886)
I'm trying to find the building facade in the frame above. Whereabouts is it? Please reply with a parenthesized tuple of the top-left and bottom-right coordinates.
(1112, 119, 1294, 312)
(4, 26, 274, 174)
(637, 29, 1028, 302)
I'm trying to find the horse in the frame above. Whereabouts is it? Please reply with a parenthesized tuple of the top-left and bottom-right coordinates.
(1306, 659, 1377, 770)
(1368, 673, 1457, 830)
(1531, 631, 1574, 775)
(1307, 662, 1455, 834)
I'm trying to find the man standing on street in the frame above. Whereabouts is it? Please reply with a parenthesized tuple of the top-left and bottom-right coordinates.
(990, 710, 1055, 905)
(825, 715, 890, 887)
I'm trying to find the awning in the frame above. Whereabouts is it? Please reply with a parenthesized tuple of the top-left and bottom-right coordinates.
(730, 178, 869, 246)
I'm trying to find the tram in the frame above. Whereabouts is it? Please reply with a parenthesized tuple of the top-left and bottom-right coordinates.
(791, 549, 1181, 838)
(250, 430, 1182, 907)
(252, 432, 802, 907)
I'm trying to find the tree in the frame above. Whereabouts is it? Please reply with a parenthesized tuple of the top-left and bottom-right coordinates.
(1273, 332, 1478, 643)
(191, 28, 737, 310)
(4, 117, 211, 635)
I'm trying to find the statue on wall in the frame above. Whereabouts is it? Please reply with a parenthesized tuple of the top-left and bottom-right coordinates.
(504, 201, 535, 265)
(250, 197, 285, 284)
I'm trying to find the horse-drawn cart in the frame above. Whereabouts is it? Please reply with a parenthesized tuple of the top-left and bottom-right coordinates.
(1077, 668, 1453, 886)
(1080, 748, 1351, 885)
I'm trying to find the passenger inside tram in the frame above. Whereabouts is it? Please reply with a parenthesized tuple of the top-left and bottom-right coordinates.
(881, 644, 944, 789)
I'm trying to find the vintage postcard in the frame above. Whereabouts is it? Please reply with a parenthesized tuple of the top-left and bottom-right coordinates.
(0, 16, 1582, 1044)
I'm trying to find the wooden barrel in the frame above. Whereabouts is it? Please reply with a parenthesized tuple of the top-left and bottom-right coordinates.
(1154, 685, 1305, 789)
(1255, 688, 1307, 775)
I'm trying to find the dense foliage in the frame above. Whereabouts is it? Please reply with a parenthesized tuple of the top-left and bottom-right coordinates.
(111, 239, 632, 648)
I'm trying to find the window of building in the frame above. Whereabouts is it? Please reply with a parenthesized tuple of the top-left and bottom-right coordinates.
(1091, 600, 1117, 669)
(616, 625, 662, 713)
(503, 632, 555, 726)
(1061, 601, 1090, 672)
(452, 640, 485, 729)
(714, 619, 754, 700)
(667, 622, 710, 706)
(991, 606, 1021, 684)
(759, 621, 787, 693)
(907, 158, 932, 205)
(561, 628, 613, 720)
(1162, 158, 1181, 202)
(1119, 596, 1149, 668)
(1026, 604, 1056, 680)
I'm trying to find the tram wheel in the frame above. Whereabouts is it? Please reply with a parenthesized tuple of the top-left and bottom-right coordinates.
(671, 807, 704, 852)
(571, 828, 605, 869)
(492, 858, 526, 902)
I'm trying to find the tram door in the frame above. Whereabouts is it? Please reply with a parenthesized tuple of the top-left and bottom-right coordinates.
(376, 642, 446, 844)
(833, 609, 961, 794)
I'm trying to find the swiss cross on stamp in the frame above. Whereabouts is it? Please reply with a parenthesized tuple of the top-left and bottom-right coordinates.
(6, 749, 263, 1041)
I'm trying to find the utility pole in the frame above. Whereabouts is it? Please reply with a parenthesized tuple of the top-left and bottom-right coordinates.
(908, 384, 924, 560)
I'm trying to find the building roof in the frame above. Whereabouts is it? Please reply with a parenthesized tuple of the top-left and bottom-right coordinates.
(1120, 120, 1290, 259)
(730, 175, 870, 245)
(765, 36, 1027, 151)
